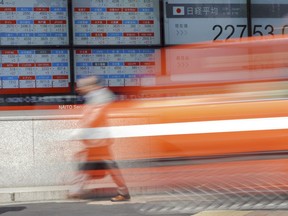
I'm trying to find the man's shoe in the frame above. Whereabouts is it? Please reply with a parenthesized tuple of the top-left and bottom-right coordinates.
(110, 194, 131, 202)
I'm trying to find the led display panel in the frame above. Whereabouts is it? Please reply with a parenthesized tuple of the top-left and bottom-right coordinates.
(73, 0, 161, 45)
(0, 49, 71, 94)
(165, 46, 251, 84)
(164, 0, 248, 45)
(0, 0, 69, 46)
(251, 0, 288, 36)
(74, 49, 161, 87)
(165, 43, 288, 85)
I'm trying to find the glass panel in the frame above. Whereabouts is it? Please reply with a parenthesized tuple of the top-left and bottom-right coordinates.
(74, 49, 161, 87)
(0, 0, 69, 46)
(251, 0, 288, 37)
(72, 0, 161, 45)
(164, 0, 248, 45)
(0, 49, 71, 95)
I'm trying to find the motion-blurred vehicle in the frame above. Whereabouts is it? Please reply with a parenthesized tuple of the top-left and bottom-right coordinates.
(70, 35, 288, 212)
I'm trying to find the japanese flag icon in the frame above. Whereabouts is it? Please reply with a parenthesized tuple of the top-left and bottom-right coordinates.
(173, 6, 185, 15)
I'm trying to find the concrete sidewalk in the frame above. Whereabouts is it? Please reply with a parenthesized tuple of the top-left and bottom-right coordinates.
(1, 200, 288, 216)
(0, 185, 72, 203)
(194, 210, 288, 216)
(2, 185, 288, 216)
(1, 187, 288, 216)
(0, 183, 162, 203)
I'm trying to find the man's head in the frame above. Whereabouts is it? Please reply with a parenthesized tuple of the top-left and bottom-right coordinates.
(76, 76, 103, 95)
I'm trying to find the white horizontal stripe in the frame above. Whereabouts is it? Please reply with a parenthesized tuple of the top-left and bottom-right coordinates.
(61, 117, 288, 140)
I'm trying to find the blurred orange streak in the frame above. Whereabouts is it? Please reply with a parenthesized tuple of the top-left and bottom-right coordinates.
(69, 35, 288, 194)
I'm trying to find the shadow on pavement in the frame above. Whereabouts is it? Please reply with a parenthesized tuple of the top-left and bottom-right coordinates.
(70, 187, 119, 201)
(0, 206, 26, 215)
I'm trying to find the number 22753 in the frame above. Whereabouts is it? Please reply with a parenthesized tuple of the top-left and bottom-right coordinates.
(213, 24, 288, 40)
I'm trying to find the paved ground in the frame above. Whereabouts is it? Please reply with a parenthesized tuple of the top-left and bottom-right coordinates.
(1, 197, 288, 216)
(194, 211, 288, 216)
(0, 199, 190, 216)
